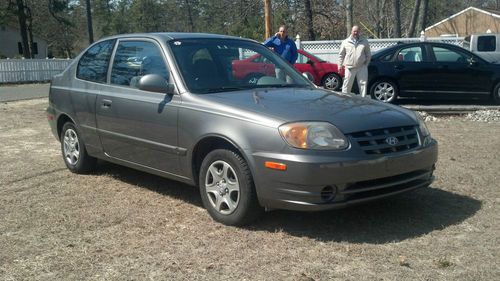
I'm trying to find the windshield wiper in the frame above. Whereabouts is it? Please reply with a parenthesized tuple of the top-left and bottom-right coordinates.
(203, 86, 249, 93)
(274, 84, 311, 88)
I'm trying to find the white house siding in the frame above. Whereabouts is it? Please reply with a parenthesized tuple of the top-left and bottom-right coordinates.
(0, 26, 48, 59)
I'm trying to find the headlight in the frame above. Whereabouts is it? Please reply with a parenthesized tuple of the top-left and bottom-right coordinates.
(416, 114, 430, 137)
(279, 122, 348, 150)
(415, 114, 432, 146)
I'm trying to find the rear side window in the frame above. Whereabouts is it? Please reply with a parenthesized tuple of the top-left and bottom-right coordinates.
(477, 36, 496, 52)
(432, 47, 471, 63)
(77, 40, 115, 83)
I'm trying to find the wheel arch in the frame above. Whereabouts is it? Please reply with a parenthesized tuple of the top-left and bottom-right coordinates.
(191, 134, 255, 189)
(369, 76, 400, 90)
(490, 78, 500, 103)
(57, 113, 77, 140)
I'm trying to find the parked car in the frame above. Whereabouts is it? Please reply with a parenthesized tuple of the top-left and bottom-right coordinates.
(368, 41, 500, 103)
(47, 33, 438, 226)
(232, 49, 344, 90)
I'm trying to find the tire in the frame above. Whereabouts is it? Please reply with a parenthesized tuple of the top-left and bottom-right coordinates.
(60, 122, 96, 174)
(199, 149, 263, 226)
(370, 80, 398, 103)
(492, 83, 500, 104)
(245, 73, 264, 85)
(322, 73, 342, 90)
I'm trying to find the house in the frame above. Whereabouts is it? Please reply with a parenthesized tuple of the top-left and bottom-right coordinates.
(0, 25, 48, 59)
(425, 6, 500, 37)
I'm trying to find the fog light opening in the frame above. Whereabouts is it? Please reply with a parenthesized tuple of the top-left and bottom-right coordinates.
(320, 185, 337, 202)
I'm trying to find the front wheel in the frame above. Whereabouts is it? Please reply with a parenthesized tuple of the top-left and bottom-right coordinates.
(370, 80, 398, 103)
(322, 73, 342, 90)
(60, 122, 96, 174)
(199, 149, 263, 226)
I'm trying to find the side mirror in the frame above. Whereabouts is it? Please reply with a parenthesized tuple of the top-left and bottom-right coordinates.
(137, 74, 175, 94)
(307, 59, 314, 65)
(302, 72, 314, 82)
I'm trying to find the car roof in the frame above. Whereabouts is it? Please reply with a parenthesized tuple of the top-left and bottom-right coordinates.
(373, 41, 464, 57)
(99, 32, 255, 43)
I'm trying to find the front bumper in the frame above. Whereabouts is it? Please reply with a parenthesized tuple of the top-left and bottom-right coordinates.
(252, 140, 438, 211)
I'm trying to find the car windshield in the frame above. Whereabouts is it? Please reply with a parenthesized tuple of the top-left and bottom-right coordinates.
(168, 38, 313, 94)
(305, 52, 326, 62)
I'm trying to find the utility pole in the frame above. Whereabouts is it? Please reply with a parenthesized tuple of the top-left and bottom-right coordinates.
(85, 0, 94, 44)
(264, 0, 272, 39)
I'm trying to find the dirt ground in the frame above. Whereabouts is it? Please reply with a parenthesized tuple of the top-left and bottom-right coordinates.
(0, 98, 499, 281)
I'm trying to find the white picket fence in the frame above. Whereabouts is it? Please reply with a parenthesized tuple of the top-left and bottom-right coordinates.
(297, 36, 465, 63)
(0, 59, 72, 83)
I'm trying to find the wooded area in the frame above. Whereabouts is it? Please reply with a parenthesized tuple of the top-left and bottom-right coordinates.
(2, 0, 500, 58)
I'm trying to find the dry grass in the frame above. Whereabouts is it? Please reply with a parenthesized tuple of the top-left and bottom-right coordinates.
(0, 99, 499, 280)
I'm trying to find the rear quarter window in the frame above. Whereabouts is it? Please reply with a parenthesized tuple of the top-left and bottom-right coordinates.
(77, 39, 116, 83)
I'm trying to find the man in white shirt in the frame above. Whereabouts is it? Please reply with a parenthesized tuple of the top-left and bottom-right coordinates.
(338, 26, 371, 97)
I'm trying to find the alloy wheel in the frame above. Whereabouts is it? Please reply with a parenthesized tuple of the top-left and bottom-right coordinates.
(204, 160, 240, 215)
(63, 128, 80, 165)
(373, 82, 396, 102)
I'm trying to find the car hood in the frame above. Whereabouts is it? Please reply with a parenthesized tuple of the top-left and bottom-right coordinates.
(187, 88, 417, 134)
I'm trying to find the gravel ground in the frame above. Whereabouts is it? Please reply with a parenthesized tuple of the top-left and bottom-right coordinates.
(0, 99, 499, 281)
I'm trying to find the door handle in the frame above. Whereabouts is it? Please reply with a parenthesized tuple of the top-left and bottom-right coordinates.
(394, 65, 404, 70)
(102, 99, 112, 108)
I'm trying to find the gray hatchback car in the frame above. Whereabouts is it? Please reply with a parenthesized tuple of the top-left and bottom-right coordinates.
(47, 33, 438, 225)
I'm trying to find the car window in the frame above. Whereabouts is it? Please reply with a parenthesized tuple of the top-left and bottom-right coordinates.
(110, 40, 169, 88)
(477, 35, 496, 52)
(432, 46, 470, 63)
(396, 47, 423, 62)
(76, 39, 115, 83)
(380, 52, 394, 62)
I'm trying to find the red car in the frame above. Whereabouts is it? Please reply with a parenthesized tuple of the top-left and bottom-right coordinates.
(232, 49, 344, 90)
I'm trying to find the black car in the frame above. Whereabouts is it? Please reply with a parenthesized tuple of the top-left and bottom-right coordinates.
(368, 42, 500, 104)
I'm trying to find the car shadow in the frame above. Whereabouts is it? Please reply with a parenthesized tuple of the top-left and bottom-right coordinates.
(248, 186, 481, 244)
(93, 162, 480, 244)
(95, 161, 203, 208)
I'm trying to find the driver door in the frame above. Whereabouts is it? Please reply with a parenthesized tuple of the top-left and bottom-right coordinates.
(96, 39, 182, 175)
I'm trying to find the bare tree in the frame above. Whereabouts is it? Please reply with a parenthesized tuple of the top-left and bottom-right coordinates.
(392, 0, 401, 37)
(407, 0, 421, 37)
(345, 0, 352, 37)
(14, 0, 32, 58)
(304, 0, 315, 40)
(185, 0, 195, 32)
(418, 0, 428, 34)
(85, 0, 94, 44)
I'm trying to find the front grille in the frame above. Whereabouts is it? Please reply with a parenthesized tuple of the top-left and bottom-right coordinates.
(348, 126, 419, 155)
(341, 169, 433, 201)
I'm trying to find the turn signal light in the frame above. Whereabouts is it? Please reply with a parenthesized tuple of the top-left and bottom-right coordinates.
(265, 161, 287, 171)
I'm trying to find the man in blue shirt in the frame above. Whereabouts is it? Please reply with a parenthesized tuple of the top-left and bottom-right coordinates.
(264, 25, 298, 64)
